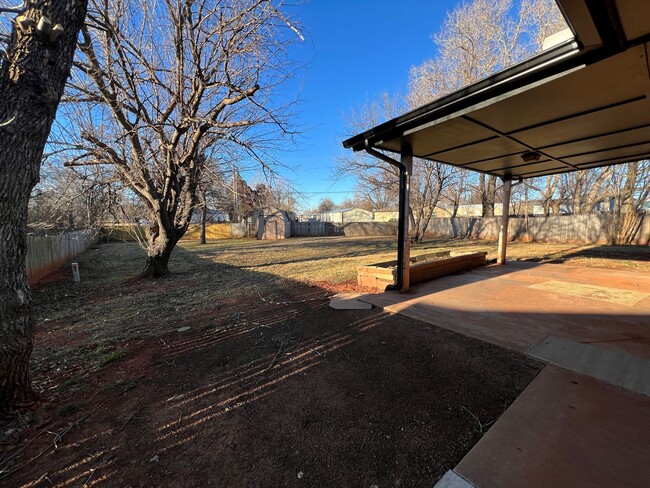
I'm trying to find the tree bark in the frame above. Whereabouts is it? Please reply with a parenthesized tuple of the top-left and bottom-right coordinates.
(140, 223, 180, 278)
(480, 174, 496, 217)
(142, 248, 175, 278)
(0, 0, 89, 412)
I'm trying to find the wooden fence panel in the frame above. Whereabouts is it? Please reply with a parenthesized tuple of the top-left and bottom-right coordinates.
(426, 214, 649, 245)
(631, 214, 650, 245)
(291, 222, 341, 237)
(339, 222, 398, 237)
(26, 230, 101, 283)
(291, 222, 396, 238)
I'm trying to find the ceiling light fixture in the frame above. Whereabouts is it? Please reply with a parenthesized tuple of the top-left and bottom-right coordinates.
(521, 151, 541, 162)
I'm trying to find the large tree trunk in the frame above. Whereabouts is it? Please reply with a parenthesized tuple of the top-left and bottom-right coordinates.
(480, 174, 496, 217)
(0, 1, 89, 412)
(141, 223, 179, 278)
(142, 246, 175, 278)
(542, 175, 559, 217)
(140, 209, 192, 278)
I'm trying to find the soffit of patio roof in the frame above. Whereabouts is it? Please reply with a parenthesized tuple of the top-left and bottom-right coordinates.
(342, 0, 650, 180)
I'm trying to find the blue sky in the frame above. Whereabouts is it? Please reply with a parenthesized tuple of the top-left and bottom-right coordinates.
(272, 1, 459, 211)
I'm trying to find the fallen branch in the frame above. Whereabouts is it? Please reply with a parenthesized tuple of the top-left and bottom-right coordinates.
(81, 467, 96, 487)
(460, 405, 501, 434)
(119, 381, 138, 396)
(308, 347, 324, 358)
(119, 407, 140, 431)
(265, 344, 284, 372)
(0, 402, 105, 481)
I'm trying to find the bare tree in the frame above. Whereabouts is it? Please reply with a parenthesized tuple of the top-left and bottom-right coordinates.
(553, 162, 650, 242)
(337, 94, 401, 210)
(478, 174, 497, 217)
(247, 178, 297, 213)
(56, 0, 301, 277)
(409, 161, 455, 242)
(441, 169, 471, 218)
(317, 197, 335, 213)
(29, 159, 122, 230)
(408, 0, 566, 217)
(526, 175, 561, 216)
(340, 195, 374, 212)
(339, 94, 455, 242)
(0, 0, 89, 411)
(610, 161, 650, 244)
(559, 168, 613, 215)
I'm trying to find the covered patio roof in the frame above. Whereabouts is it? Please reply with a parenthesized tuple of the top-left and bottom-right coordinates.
(342, 0, 650, 292)
(343, 0, 650, 180)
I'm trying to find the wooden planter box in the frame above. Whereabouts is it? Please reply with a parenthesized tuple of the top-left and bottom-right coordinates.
(357, 251, 487, 291)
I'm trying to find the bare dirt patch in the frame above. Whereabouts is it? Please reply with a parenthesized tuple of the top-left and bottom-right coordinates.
(7, 237, 645, 486)
(3, 307, 540, 486)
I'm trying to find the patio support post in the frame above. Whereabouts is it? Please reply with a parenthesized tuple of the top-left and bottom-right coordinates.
(398, 150, 412, 293)
(497, 176, 512, 265)
(363, 142, 411, 293)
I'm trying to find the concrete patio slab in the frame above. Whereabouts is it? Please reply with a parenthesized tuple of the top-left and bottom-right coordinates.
(528, 280, 650, 306)
(528, 335, 650, 396)
(364, 262, 650, 487)
(361, 262, 650, 358)
(446, 366, 650, 488)
(435, 470, 476, 488)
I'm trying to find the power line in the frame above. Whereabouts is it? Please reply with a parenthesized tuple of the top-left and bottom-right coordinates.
(299, 191, 355, 195)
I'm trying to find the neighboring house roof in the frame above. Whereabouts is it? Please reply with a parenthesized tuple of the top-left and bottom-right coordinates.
(318, 208, 372, 215)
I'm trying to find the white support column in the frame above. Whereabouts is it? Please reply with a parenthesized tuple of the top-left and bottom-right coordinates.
(497, 177, 512, 265)
(400, 151, 412, 293)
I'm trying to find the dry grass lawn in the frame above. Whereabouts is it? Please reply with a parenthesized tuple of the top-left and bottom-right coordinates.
(181, 236, 650, 285)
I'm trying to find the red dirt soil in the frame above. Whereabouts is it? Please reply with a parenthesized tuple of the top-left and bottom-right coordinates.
(1, 275, 540, 487)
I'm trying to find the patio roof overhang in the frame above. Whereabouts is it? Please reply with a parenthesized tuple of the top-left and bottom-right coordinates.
(343, 0, 650, 180)
(341, 0, 650, 292)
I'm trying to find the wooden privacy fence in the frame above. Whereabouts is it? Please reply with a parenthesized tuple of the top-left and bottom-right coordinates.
(290, 221, 398, 238)
(426, 214, 650, 245)
(104, 214, 649, 245)
(181, 222, 253, 240)
(290, 222, 344, 237)
(102, 223, 255, 242)
(26, 229, 101, 283)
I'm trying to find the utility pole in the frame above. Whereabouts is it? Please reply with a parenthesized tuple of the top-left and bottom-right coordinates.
(232, 162, 238, 222)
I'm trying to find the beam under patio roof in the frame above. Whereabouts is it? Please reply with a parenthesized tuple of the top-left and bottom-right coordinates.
(342, 0, 650, 292)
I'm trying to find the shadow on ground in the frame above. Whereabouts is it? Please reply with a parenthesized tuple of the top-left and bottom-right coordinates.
(545, 244, 650, 263)
(0, 242, 540, 488)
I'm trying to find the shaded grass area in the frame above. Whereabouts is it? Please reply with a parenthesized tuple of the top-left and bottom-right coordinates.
(32, 242, 294, 350)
